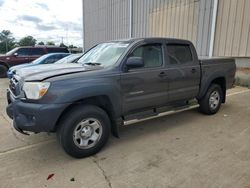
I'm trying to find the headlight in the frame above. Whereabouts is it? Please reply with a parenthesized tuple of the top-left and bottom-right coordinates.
(23, 82, 50, 100)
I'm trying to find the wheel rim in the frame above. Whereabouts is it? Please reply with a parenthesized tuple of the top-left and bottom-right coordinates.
(73, 118, 103, 149)
(209, 90, 220, 110)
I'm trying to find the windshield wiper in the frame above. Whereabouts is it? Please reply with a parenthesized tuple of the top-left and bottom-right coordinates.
(83, 62, 101, 66)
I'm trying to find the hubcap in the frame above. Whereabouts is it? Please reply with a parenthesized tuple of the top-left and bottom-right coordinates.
(73, 118, 103, 149)
(209, 90, 220, 110)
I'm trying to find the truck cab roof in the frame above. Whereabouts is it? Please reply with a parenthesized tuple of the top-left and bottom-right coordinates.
(110, 37, 193, 45)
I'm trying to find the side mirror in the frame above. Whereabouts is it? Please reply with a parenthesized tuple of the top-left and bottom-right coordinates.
(13, 53, 18, 57)
(126, 57, 144, 69)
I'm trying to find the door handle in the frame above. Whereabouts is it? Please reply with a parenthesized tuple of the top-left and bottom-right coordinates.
(191, 68, 196, 73)
(158, 72, 167, 78)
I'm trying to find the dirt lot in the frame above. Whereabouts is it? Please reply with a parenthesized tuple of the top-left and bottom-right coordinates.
(0, 78, 250, 188)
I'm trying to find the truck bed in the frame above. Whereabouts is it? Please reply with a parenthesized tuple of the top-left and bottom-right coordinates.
(198, 57, 236, 99)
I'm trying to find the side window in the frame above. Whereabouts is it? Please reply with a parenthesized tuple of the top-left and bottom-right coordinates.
(16, 48, 30, 56)
(129, 44, 163, 68)
(59, 54, 68, 59)
(52, 55, 64, 62)
(166, 44, 193, 65)
(30, 48, 44, 56)
(43, 56, 58, 64)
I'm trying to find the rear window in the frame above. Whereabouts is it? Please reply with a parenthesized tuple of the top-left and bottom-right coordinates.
(30, 48, 45, 56)
(166, 44, 193, 65)
(47, 48, 69, 53)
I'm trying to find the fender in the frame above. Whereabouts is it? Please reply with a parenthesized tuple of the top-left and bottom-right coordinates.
(197, 69, 226, 100)
(42, 76, 123, 118)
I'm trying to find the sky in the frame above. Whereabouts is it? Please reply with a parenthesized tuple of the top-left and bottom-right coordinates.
(0, 0, 83, 47)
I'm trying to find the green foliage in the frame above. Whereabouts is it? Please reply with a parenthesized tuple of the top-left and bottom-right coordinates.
(18, 36, 37, 46)
(59, 42, 67, 48)
(68, 44, 77, 48)
(46, 41, 55, 46)
(37, 41, 45, 45)
(0, 30, 16, 54)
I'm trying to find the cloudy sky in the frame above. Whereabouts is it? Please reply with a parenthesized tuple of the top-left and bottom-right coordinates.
(0, 0, 83, 47)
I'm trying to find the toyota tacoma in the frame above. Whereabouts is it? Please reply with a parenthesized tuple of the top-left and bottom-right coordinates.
(6, 38, 236, 158)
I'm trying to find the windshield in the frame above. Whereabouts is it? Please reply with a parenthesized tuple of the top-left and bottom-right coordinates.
(55, 54, 82, 64)
(31, 54, 52, 64)
(77, 42, 129, 67)
(6, 48, 18, 55)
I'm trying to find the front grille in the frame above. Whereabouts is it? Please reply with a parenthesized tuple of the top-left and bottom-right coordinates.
(9, 77, 20, 96)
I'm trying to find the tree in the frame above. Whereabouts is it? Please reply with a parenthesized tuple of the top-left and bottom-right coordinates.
(68, 44, 77, 48)
(0, 30, 16, 53)
(37, 41, 45, 45)
(46, 41, 55, 46)
(59, 42, 67, 48)
(19, 36, 36, 46)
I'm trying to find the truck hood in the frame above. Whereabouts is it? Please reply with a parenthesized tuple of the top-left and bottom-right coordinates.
(17, 63, 103, 81)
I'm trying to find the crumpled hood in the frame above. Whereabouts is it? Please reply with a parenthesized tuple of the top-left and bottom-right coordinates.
(17, 63, 103, 81)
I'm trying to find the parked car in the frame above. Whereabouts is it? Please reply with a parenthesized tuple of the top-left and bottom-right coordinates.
(55, 53, 83, 64)
(7, 53, 70, 78)
(0, 46, 69, 77)
(11, 53, 83, 78)
(6, 38, 236, 158)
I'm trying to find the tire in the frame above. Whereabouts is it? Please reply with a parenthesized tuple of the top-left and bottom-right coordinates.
(199, 84, 223, 115)
(0, 64, 8, 78)
(57, 105, 111, 158)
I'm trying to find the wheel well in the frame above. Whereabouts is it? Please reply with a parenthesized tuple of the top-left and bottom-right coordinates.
(211, 77, 226, 103)
(0, 61, 9, 69)
(55, 95, 116, 132)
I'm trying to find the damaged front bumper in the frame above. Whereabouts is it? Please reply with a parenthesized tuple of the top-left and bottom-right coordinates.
(6, 89, 67, 135)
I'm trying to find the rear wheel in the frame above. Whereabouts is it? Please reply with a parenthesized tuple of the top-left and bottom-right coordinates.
(199, 84, 223, 115)
(57, 105, 110, 158)
(0, 64, 7, 78)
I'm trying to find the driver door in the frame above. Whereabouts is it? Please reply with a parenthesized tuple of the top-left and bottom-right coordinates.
(120, 43, 168, 114)
(10, 48, 31, 66)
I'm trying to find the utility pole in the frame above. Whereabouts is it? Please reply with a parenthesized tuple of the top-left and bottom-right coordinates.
(66, 26, 69, 46)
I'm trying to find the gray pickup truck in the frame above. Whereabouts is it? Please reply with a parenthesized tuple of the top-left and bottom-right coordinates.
(6, 38, 236, 158)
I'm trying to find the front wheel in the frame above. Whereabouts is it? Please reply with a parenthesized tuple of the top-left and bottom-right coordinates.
(199, 84, 223, 115)
(57, 105, 111, 158)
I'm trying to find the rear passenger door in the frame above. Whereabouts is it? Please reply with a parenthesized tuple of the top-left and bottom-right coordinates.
(165, 43, 200, 102)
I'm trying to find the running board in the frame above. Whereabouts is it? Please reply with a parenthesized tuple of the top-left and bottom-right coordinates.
(123, 104, 199, 126)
